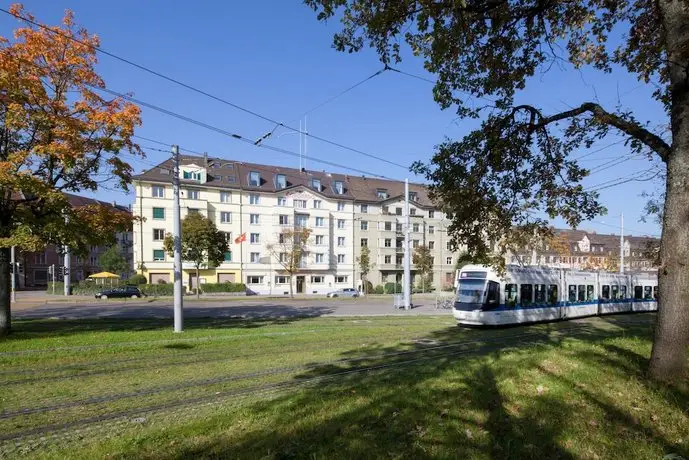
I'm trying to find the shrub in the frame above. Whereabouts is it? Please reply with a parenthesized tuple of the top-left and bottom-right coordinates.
(157, 279, 167, 284)
(384, 282, 402, 294)
(72, 282, 103, 295)
(138, 283, 174, 297)
(46, 282, 69, 295)
(373, 285, 385, 294)
(200, 282, 246, 293)
(127, 274, 147, 285)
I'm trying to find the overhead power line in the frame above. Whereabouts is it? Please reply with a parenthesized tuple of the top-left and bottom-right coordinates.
(0, 7, 409, 170)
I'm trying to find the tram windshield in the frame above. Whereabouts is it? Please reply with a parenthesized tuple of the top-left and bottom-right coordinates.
(457, 279, 485, 303)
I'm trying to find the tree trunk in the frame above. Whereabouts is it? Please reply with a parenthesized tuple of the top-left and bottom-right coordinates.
(649, 0, 689, 382)
(289, 273, 294, 298)
(0, 247, 11, 336)
(196, 266, 200, 300)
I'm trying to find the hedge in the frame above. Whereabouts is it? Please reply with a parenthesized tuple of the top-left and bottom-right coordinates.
(384, 282, 403, 294)
(138, 283, 175, 297)
(200, 282, 246, 293)
(373, 285, 385, 294)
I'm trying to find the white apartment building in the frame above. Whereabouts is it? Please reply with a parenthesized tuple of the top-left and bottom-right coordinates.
(132, 155, 462, 295)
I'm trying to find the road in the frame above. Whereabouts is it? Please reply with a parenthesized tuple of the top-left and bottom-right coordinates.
(10, 292, 454, 320)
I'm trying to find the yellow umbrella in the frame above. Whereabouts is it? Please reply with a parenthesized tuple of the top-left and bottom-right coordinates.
(88, 272, 120, 287)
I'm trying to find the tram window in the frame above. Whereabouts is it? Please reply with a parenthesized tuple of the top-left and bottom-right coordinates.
(568, 285, 577, 302)
(601, 285, 610, 300)
(534, 284, 546, 303)
(548, 285, 559, 305)
(611, 285, 619, 299)
(620, 285, 627, 299)
(653, 286, 659, 300)
(586, 285, 595, 301)
(485, 281, 500, 309)
(644, 286, 653, 300)
(505, 284, 518, 307)
(577, 285, 586, 302)
(520, 284, 533, 306)
(634, 286, 643, 300)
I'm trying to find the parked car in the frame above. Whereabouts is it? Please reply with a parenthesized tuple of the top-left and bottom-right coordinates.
(95, 285, 144, 299)
(326, 288, 359, 298)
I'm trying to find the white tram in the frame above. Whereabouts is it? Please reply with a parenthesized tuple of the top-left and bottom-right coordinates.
(454, 265, 658, 326)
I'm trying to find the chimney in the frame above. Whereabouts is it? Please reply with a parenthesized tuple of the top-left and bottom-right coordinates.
(203, 152, 208, 168)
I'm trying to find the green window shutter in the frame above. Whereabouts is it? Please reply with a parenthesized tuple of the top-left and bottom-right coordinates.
(153, 250, 165, 261)
(224, 251, 232, 262)
(153, 208, 165, 219)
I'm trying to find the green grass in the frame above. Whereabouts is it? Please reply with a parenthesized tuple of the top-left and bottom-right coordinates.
(0, 314, 687, 459)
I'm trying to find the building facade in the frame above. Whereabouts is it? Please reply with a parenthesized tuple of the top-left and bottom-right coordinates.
(132, 156, 463, 294)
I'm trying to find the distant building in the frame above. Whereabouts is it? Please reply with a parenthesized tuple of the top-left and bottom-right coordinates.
(506, 228, 659, 272)
(15, 193, 133, 288)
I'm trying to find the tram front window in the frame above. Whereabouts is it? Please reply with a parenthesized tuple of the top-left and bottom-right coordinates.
(457, 279, 486, 304)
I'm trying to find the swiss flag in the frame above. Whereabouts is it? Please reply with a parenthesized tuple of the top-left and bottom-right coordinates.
(234, 232, 247, 244)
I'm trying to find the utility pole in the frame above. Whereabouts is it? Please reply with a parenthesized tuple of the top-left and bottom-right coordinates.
(619, 212, 624, 274)
(64, 215, 70, 296)
(10, 246, 16, 303)
(172, 145, 184, 332)
(299, 119, 303, 171)
(403, 179, 411, 310)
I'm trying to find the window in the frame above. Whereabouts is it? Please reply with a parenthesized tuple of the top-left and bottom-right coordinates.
(396, 239, 403, 249)
(410, 208, 416, 216)
(360, 221, 368, 230)
(505, 284, 518, 306)
(634, 286, 644, 300)
(395, 207, 402, 215)
(548, 285, 559, 305)
(276, 174, 286, 189)
(361, 238, 368, 247)
(577, 285, 586, 302)
(34, 252, 46, 264)
(250, 214, 260, 224)
(247, 275, 263, 284)
(337, 237, 345, 247)
(313, 200, 322, 209)
(186, 189, 200, 200)
(249, 171, 261, 187)
(295, 200, 307, 208)
(220, 191, 231, 203)
(335, 276, 348, 283)
(250, 233, 260, 244)
(220, 212, 232, 223)
(412, 223, 419, 232)
(384, 239, 392, 248)
(337, 202, 345, 211)
(653, 286, 659, 300)
(153, 207, 165, 220)
(408, 191, 417, 201)
(315, 217, 325, 227)
(182, 170, 201, 181)
(187, 208, 200, 215)
(429, 226, 435, 234)
(485, 281, 500, 309)
(361, 204, 368, 213)
(250, 252, 260, 263)
(337, 254, 345, 263)
(312, 179, 321, 191)
(396, 223, 403, 232)
(568, 285, 577, 302)
(643, 286, 653, 300)
(315, 235, 325, 245)
(601, 285, 610, 300)
(279, 252, 287, 263)
(279, 215, 290, 226)
(446, 257, 452, 265)
(384, 222, 392, 231)
(152, 185, 165, 198)
(153, 229, 166, 241)
(334, 181, 344, 194)
(223, 251, 232, 262)
(620, 285, 628, 299)
(337, 219, 345, 229)
(428, 241, 435, 250)
(295, 214, 308, 227)
(384, 255, 392, 264)
(586, 285, 595, 301)
(249, 194, 260, 205)
(277, 196, 287, 206)
(153, 250, 165, 261)
(611, 284, 620, 299)
(311, 275, 324, 284)
(315, 253, 324, 263)
(275, 275, 289, 284)
(221, 231, 232, 244)
(533, 284, 546, 303)
(429, 211, 435, 218)
(396, 254, 404, 265)
(520, 284, 533, 305)
(376, 189, 388, 199)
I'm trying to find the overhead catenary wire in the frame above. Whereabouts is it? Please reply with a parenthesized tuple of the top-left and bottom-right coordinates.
(0, 7, 410, 171)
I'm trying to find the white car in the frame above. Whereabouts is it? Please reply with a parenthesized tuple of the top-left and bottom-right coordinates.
(326, 288, 359, 298)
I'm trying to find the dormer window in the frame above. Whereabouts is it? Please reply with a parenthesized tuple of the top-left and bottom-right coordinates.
(312, 178, 321, 191)
(249, 171, 261, 187)
(183, 171, 201, 181)
(408, 192, 418, 201)
(376, 189, 388, 199)
(276, 174, 287, 189)
(334, 181, 344, 194)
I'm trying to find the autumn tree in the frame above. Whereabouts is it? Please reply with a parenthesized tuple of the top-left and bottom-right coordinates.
(413, 244, 434, 293)
(356, 245, 374, 294)
(163, 212, 228, 299)
(267, 227, 312, 298)
(98, 246, 130, 277)
(548, 233, 572, 266)
(0, 5, 141, 335)
(306, 0, 689, 382)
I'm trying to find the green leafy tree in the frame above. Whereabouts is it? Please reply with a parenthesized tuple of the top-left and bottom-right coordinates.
(163, 212, 228, 299)
(356, 245, 374, 294)
(98, 246, 129, 277)
(306, 0, 689, 382)
(412, 245, 433, 293)
(266, 227, 312, 298)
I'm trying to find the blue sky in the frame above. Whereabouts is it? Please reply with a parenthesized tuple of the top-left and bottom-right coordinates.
(1, 1, 665, 237)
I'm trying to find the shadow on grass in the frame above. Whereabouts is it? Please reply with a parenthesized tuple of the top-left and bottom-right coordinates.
(114, 315, 689, 460)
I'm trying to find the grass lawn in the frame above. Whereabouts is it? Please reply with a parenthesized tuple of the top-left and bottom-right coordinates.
(0, 313, 687, 459)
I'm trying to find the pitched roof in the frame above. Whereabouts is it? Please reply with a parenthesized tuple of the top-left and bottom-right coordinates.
(63, 192, 130, 213)
(132, 155, 436, 207)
